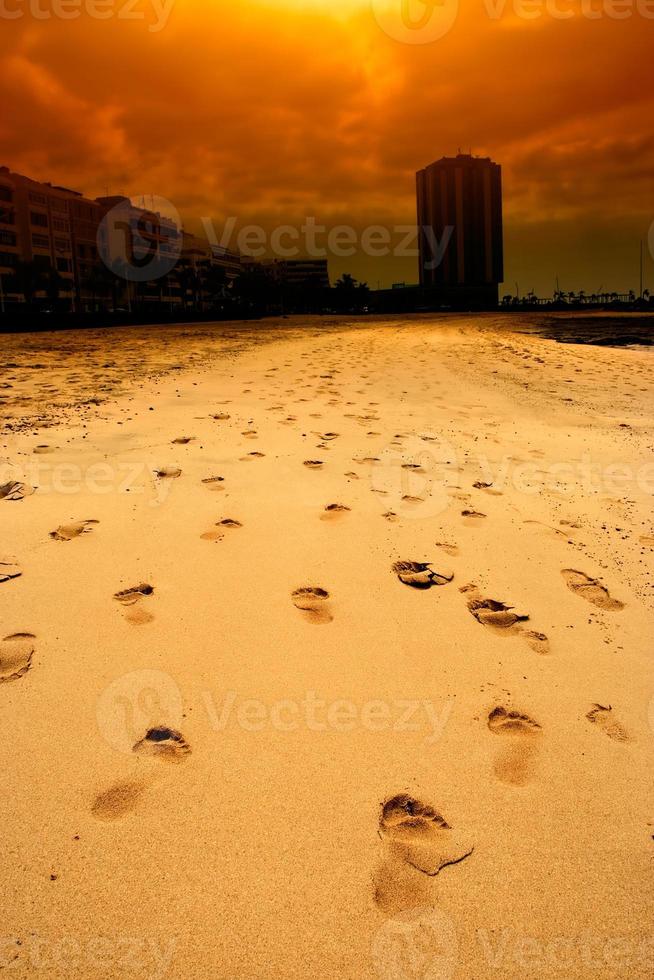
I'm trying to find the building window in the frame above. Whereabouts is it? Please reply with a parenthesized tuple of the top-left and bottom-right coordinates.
(0, 207, 15, 225)
(30, 211, 48, 228)
(0, 185, 12, 203)
(56, 257, 71, 273)
(0, 229, 16, 246)
(54, 238, 70, 252)
(0, 250, 18, 268)
(32, 233, 50, 249)
(29, 192, 47, 205)
(53, 218, 70, 233)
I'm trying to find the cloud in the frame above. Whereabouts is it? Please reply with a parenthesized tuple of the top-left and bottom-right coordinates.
(1, 0, 651, 292)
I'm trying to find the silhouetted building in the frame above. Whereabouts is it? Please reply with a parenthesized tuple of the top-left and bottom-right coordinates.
(416, 153, 503, 309)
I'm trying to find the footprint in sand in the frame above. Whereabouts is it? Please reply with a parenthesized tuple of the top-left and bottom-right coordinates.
(210, 413, 230, 421)
(586, 704, 631, 742)
(114, 584, 155, 625)
(0, 633, 35, 683)
(303, 460, 324, 469)
(0, 559, 21, 584)
(561, 569, 624, 611)
(33, 444, 55, 454)
(50, 519, 99, 541)
(132, 726, 191, 761)
(473, 481, 503, 496)
(461, 509, 486, 524)
(435, 541, 459, 557)
(201, 518, 243, 542)
(91, 779, 147, 821)
(382, 510, 398, 522)
(462, 586, 549, 653)
(291, 587, 333, 624)
(463, 587, 528, 628)
(320, 503, 351, 521)
(202, 476, 225, 491)
(0, 481, 35, 501)
(488, 706, 542, 786)
(154, 466, 181, 479)
(171, 436, 195, 445)
(373, 794, 473, 913)
(392, 561, 453, 590)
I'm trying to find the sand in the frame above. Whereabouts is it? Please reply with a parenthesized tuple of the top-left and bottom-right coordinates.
(0, 314, 652, 979)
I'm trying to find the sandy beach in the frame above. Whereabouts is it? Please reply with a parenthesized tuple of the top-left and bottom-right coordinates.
(1, 313, 652, 979)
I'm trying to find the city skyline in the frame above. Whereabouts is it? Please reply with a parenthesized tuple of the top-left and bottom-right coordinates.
(1, 154, 651, 303)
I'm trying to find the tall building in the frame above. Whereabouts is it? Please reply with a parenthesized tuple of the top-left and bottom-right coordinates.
(416, 153, 503, 309)
(0, 166, 78, 310)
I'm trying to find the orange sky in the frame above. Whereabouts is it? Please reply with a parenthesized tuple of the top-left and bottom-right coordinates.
(2, 0, 653, 293)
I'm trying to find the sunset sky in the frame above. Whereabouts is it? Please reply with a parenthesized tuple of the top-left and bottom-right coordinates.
(2, 0, 653, 294)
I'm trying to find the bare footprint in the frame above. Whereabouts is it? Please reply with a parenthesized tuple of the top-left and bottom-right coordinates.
(320, 503, 351, 521)
(488, 706, 542, 786)
(374, 794, 473, 913)
(0, 481, 35, 501)
(523, 630, 550, 655)
(114, 584, 154, 624)
(154, 466, 181, 479)
(461, 509, 486, 524)
(50, 519, 99, 541)
(561, 569, 624, 611)
(291, 587, 333, 624)
(114, 584, 154, 605)
(201, 518, 243, 541)
(586, 704, 631, 742)
(0, 559, 21, 584)
(202, 476, 225, 491)
(91, 779, 146, 821)
(463, 587, 529, 628)
(0, 633, 35, 683)
(392, 561, 453, 590)
(132, 727, 191, 761)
